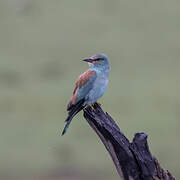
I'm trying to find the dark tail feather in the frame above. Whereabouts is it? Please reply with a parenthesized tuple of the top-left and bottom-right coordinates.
(62, 99, 85, 136)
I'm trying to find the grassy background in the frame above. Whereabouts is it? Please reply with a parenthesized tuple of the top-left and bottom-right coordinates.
(0, 0, 180, 179)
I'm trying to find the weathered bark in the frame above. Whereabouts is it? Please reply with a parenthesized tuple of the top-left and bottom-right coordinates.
(83, 103, 175, 180)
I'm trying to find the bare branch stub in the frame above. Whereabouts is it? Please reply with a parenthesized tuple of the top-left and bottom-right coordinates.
(83, 103, 175, 180)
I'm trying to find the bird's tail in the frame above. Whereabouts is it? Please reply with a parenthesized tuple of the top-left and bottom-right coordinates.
(62, 99, 85, 136)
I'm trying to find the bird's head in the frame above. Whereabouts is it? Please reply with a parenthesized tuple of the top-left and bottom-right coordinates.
(83, 53, 109, 70)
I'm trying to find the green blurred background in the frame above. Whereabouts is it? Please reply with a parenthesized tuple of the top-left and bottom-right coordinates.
(0, 0, 180, 179)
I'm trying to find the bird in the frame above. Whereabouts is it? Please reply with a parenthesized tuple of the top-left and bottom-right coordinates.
(62, 53, 110, 136)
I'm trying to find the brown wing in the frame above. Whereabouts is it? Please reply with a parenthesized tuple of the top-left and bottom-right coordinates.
(67, 69, 96, 110)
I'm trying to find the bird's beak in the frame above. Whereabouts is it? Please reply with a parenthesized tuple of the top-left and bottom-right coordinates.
(83, 58, 93, 63)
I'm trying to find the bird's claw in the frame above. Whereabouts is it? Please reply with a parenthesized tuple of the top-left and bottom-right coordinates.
(96, 102, 101, 106)
(87, 104, 96, 111)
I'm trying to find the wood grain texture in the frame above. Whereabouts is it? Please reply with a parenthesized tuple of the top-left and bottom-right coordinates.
(83, 103, 175, 180)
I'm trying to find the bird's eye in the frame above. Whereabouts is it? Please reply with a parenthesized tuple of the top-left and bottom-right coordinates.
(94, 58, 102, 61)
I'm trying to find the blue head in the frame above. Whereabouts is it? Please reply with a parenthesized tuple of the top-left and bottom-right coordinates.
(83, 53, 110, 72)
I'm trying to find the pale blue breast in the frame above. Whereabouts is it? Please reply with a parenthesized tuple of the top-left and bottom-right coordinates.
(85, 71, 109, 105)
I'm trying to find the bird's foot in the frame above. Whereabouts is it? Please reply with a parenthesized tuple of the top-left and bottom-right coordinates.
(87, 104, 95, 111)
(96, 102, 101, 106)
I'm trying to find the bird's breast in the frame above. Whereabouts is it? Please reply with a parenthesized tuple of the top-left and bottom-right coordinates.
(95, 75, 108, 87)
(86, 72, 109, 104)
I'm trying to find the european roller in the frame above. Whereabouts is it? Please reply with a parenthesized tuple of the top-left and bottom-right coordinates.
(62, 53, 110, 136)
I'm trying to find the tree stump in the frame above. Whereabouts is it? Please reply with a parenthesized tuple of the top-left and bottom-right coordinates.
(83, 103, 175, 180)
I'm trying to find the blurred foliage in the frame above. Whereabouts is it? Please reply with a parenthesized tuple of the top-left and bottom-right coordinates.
(0, 0, 180, 179)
